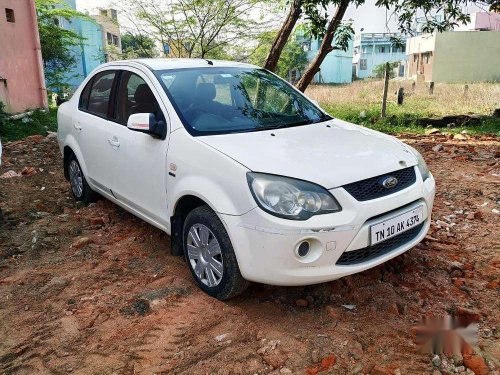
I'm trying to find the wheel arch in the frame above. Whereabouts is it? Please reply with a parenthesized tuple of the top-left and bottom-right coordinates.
(61, 136, 89, 182)
(170, 194, 209, 256)
(63, 146, 74, 180)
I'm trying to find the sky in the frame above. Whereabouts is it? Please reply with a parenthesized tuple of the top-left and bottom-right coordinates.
(75, 0, 485, 34)
(76, 0, 401, 34)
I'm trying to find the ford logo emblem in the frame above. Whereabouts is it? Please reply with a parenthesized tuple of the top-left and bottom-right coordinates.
(382, 176, 398, 189)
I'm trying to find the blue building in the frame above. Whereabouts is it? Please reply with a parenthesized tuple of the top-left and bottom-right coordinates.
(50, 0, 105, 91)
(294, 30, 354, 84)
(352, 33, 407, 79)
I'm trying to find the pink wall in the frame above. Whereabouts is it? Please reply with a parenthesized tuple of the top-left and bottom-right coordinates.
(456, 12, 500, 31)
(474, 12, 500, 31)
(0, 0, 48, 114)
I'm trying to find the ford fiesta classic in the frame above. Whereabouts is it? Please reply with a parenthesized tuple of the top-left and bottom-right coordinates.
(57, 59, 435, 300)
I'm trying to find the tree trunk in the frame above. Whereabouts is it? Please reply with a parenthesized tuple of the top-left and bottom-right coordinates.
(264, 0, 302, 72)
(295, 0, 350, 92)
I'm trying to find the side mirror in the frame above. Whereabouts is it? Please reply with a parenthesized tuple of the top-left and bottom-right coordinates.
(127, 113, 166, 139)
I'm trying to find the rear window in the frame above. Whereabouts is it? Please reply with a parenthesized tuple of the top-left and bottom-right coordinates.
(79, 79, 93, 110)
(79, 71, 116, 118)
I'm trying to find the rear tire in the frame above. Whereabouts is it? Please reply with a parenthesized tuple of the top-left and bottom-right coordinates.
(66, 154, 98, 204)
(183, 205, 249, 300)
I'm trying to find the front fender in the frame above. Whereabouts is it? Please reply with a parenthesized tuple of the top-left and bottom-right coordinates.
(167, 130, 257, 218)
(168, 175, 256, 219)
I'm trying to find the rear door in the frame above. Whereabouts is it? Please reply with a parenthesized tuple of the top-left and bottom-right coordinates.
(77, 70, 118, 193)
(103, 68, 170, 227)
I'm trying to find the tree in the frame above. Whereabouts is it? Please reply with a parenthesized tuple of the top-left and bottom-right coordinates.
(295, 0, 351, 91)
(269, 0, 483, 92)
(250, 31, 308, 79)
(121, 0, 272, 59)
(35, 0, 90, 92)
(263, 0, 333, 72)
(121, 32, 158, 58)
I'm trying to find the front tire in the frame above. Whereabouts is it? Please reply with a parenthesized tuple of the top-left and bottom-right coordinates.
(66, 154, 97, 204)
(183, 205, 248, 300)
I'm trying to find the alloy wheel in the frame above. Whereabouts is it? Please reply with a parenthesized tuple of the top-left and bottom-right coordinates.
(186, 224, 224, 287)
(69, 160, 84, 198)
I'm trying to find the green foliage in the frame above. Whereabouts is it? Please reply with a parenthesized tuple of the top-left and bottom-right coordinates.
(250, 31, 308, 79)
(128, 0, 268, 59)
(375, 0, 472, 34)
(302, 0, 362, 39)
(389, 35, 405, 49)
(0, 102, 8, 133)
(490, 0, 500, 12)
(333, 23, 353, 51)
(0, 108, 58, 142)
(298, 21, 353, 52)
(121, 33, 158, 58)
(35, 0, 90, 92)
(372, 61, 400, 79)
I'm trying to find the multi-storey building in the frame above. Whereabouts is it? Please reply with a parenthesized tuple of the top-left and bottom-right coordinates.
(352, 32, 408, 79)
(91, 8, 122, 62)
(0, 0, 47, 113)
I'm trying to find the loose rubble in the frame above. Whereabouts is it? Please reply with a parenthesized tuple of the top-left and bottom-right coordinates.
(0, 133, 498, 374)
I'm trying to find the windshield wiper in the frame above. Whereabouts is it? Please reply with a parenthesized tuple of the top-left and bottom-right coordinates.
(266, 115, 330, 130)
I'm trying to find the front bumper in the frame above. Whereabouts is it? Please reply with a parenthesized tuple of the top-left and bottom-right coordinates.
(220, 168, 435, 286)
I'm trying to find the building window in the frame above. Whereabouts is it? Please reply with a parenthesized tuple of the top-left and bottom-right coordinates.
(5, 8, 15, 23)
(110, 9, 117, 21)
(100, 9, 108, 17)
(378, 46, 386, 53)
(107, 33, 119, 46)
(423, 52, 432, 64)
(360, 59, 367, 70)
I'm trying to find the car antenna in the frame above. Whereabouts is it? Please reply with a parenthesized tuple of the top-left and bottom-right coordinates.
(205, 59, 214, 65)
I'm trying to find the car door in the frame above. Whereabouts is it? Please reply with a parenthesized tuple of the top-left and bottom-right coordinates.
(77, 70, 119, 193)
(103, 68, 170, 228)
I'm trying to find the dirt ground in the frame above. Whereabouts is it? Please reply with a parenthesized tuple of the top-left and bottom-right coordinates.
(0, 133, 499, 375)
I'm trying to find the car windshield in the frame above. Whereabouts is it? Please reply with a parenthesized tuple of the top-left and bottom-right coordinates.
(154, 67, 331, 135)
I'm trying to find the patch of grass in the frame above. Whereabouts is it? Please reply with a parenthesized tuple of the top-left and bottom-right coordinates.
(321, 102, 500, 135)
(309, 80, 500, 135)
(0, 107, 58, 142)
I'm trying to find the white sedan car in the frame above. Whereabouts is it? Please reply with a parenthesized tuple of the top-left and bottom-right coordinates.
(57, 59, 435, 300)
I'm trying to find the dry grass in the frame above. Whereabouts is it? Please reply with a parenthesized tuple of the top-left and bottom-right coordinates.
(306, 80, 500, 118)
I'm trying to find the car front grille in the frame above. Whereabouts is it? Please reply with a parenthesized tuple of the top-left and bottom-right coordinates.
(342, 167, 416, 201)
(336, 222, 424, 266)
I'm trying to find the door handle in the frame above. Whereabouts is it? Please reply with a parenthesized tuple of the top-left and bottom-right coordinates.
(74, 123, 82, 132)
(108, 137, 120, 149)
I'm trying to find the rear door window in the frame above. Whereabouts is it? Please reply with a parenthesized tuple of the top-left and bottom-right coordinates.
(79, 79, 93, 110)
(86, 71, 116, 118)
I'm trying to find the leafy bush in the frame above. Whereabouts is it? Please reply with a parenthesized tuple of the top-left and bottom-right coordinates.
(0, 108, 57, 142)
(372, 61, 400, 79)
(0, 101, 8, 138)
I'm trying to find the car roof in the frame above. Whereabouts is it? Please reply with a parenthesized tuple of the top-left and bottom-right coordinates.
(103, 58, 258, 71)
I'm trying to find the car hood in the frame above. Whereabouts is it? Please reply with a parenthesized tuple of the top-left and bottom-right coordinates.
(198, 119, 418, 189)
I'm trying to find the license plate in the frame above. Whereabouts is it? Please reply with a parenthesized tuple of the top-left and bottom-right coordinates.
(370, 205, 424, 245)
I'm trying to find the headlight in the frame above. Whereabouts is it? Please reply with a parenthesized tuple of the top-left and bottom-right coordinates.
(247, 173, 341, 220)
(408, 145, 430, 181)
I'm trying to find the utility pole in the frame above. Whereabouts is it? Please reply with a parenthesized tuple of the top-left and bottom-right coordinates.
(381, 62, 390, 118)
